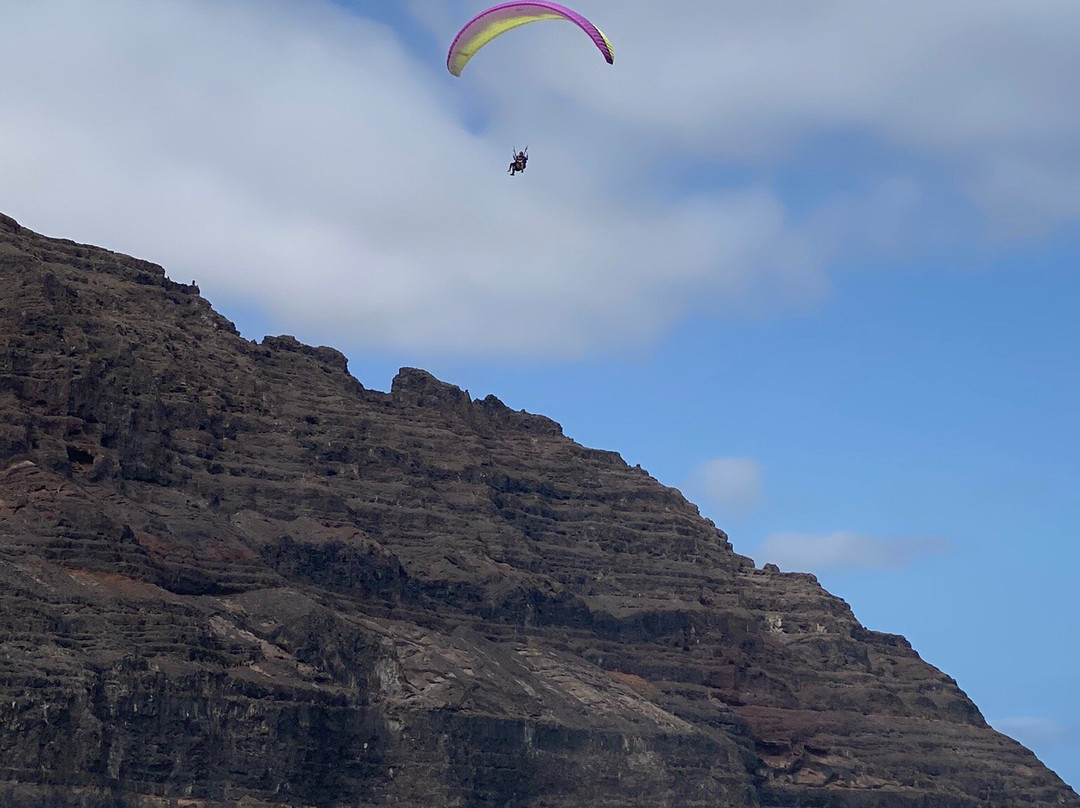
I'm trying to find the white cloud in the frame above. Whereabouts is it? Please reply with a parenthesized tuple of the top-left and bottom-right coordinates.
(991, 716, 1072, 749)
(422, 0, 1080, 232)
(757, 530, 949, 573)
(692, 457, 763, 519)
(1, 0, 1077, 357)
(515, 1, 1080, 220)
(0, 0, 831, 358)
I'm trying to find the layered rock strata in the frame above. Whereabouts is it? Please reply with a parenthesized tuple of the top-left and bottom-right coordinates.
(0, 212, 1075, 807)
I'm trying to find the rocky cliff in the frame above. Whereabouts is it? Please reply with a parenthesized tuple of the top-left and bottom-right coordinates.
(0, 211, 1075, 807)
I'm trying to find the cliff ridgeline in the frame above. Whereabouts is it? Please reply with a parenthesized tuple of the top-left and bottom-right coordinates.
(0, 212, 1075, 807)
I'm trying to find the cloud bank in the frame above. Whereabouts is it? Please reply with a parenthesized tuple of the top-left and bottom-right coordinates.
(757, 530, 950, 573)
(691, 457, 763, 519)
(1, 0, 1076, 356)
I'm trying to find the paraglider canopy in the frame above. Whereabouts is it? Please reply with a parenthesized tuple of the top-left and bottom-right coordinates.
(447, 1, 614, 77)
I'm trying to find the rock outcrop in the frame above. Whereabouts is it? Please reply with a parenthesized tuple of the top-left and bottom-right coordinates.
(1, 212, 1075, 807)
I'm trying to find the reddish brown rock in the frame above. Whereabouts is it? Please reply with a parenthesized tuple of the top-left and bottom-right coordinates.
(0, 211, 1075, 807)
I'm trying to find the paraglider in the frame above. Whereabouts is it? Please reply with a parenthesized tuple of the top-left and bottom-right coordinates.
(509, 147, 528, 175)
(447, 2, 614, 173)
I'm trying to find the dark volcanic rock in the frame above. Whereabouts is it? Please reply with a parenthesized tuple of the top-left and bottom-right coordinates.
(0, 211, 1075, 808)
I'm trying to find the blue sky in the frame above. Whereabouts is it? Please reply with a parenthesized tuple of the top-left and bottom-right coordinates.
(1, 0, 1077, 789)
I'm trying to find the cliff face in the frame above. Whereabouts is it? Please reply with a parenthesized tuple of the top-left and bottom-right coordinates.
(0, 211, 1074, 808)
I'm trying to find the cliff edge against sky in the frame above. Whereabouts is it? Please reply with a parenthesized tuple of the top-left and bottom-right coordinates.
(1, 212, 1075, 807)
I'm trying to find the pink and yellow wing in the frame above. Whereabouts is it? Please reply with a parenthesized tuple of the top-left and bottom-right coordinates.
(447, 1, 614, 77)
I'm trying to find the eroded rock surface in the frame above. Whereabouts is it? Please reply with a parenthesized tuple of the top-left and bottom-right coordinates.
(1, 212, 1075, 807)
